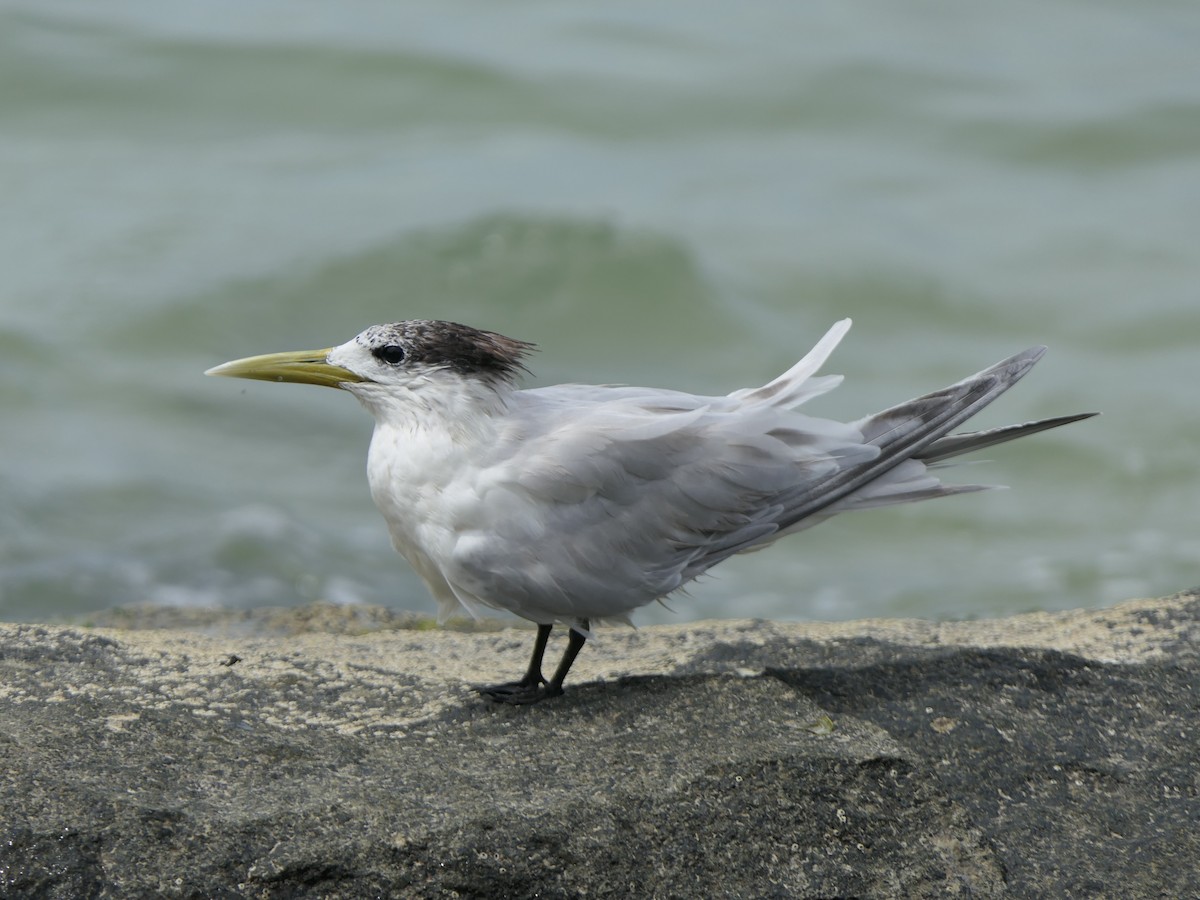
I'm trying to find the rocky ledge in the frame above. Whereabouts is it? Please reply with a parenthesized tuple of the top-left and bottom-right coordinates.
(2, 591, 1198, 898)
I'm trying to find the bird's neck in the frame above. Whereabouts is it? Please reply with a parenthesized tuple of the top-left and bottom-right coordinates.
(347, 374, 513, 445)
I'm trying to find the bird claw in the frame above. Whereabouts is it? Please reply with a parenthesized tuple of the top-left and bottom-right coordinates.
(472, 621, 585, 704)
(475, 679, 564, 705)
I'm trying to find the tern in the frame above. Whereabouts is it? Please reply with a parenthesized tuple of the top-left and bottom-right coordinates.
(207, 318, 1094, 704)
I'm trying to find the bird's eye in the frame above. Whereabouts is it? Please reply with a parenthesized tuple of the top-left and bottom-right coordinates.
(373, 345, 406, 365)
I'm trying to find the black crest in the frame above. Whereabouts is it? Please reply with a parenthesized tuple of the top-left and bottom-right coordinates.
(358, 320, 535, 384)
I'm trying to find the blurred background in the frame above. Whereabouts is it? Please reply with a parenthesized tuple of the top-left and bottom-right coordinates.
(2, 1, 1197, 627)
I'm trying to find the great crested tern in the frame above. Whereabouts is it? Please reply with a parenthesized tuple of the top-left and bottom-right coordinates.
(207, 319, 1094, 704)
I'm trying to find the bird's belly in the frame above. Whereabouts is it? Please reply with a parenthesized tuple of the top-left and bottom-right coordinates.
(364, 424, 681, 625)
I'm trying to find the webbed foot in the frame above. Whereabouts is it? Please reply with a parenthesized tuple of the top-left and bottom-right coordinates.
(475, 680, 564, 705)
(474, 620, 588, 705)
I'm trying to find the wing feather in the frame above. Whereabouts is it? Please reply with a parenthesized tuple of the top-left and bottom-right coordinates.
(435, 326, 1086, 625)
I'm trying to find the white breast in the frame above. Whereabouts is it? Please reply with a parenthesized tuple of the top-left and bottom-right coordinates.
(361, 378, 529, 622)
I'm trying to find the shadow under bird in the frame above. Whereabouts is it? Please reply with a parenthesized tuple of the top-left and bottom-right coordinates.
(206, 319, 1095, 704)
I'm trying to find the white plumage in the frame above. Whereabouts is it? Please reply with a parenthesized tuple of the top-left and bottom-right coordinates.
(207, 318, 1093, 703)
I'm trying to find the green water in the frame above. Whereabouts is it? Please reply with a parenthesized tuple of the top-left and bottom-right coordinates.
(3, 1, 1198, 626)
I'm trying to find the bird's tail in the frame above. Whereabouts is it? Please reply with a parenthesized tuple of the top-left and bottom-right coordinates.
(773, 347, 1096, 531)
(915, 413, 1097, 464)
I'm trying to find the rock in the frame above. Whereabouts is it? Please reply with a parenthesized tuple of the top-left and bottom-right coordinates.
(2, 591, 1198, 898)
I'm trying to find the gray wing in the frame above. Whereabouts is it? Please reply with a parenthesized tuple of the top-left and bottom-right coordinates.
(443, 326, 1088, 624)
(444, 390, 863, 623)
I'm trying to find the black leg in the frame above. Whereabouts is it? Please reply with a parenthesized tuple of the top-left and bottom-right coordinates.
(475, 623, 551, 699)
(543, 619, 589, 699)
(522, 622, 553, 685)
(477, 620, 589, 705)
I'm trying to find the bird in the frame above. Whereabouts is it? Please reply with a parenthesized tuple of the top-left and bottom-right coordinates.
(206, 318, 1095, 704)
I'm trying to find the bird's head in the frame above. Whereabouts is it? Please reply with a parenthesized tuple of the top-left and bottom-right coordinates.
(206, 320, 535, 398)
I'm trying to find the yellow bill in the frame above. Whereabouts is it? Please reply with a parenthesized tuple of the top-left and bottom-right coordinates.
(205, 348, 362, 389)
